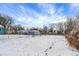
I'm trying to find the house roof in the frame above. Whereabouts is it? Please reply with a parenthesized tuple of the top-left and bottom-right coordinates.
(0, 25, 4, 28)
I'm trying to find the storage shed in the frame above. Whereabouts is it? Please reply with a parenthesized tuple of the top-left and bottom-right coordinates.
(0, 25, 6, 34)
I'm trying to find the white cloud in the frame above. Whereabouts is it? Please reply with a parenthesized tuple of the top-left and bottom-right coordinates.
(37, 4, 56, 15)
(15, 4, 67, 28)
(69, 3, 79, 15)
(70, 3, 79, 8)
(1, 3, 79, 28)
(37, 4, 66, 22)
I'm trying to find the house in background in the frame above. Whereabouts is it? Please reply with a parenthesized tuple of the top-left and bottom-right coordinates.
(0, 25, 6, 34)
(17, 28, 40, 35)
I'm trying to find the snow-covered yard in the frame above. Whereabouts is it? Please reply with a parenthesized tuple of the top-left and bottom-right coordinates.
(0, 35, 79, 56)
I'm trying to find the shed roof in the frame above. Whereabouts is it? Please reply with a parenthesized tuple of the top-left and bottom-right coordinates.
(0, 25, 4, 28)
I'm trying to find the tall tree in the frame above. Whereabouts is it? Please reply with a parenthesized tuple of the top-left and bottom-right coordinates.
(65, 17, 74, 32)
(0, 14, 13, 30)
(42, 26, 48, 34)
(49, 24, 54, 34)
(57, 23, 64, 34)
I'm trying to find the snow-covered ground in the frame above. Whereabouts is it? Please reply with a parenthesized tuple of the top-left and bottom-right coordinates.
(0, 35, 79, 56)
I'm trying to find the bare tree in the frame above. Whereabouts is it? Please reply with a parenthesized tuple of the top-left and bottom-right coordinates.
(64, 17, 74, 34)
(57, 23, 64, 34)
(0, 14, 13, 30)
(42, 26, 48, 34)
(49, 24, 54, 34)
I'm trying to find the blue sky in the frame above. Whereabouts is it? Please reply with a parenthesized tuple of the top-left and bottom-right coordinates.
(0, 3, 79, 28)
